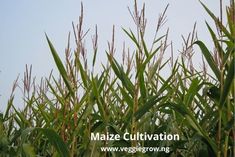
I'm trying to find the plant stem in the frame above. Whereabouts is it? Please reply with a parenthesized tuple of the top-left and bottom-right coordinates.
(217, 110, 222, 157)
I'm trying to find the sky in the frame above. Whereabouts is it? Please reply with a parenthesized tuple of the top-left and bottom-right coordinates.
(0, 0, 230, 111)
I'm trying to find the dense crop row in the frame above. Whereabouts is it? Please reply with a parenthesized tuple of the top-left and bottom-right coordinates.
(0, 1, 234, 157)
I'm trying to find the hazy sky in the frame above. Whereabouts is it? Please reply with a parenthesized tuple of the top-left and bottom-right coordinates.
(0, 0, 229, 111)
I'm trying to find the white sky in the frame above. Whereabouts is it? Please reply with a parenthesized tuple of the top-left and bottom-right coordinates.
(0, 0, 230, 111)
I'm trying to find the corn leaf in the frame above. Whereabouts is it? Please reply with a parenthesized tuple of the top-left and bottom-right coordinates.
(22, 128, 69, 157)
(200, 1, 234, 41)
(135, 95, 165, 120)
(219, 57, 234, 107)
(194, 41, 220, 80)
(45, 34, 74, 97)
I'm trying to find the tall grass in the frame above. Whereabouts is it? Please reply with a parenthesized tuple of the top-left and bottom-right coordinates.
(0, 1, 234, 157)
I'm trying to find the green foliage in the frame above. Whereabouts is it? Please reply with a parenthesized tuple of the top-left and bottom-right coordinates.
(1, 1, 234, 157)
